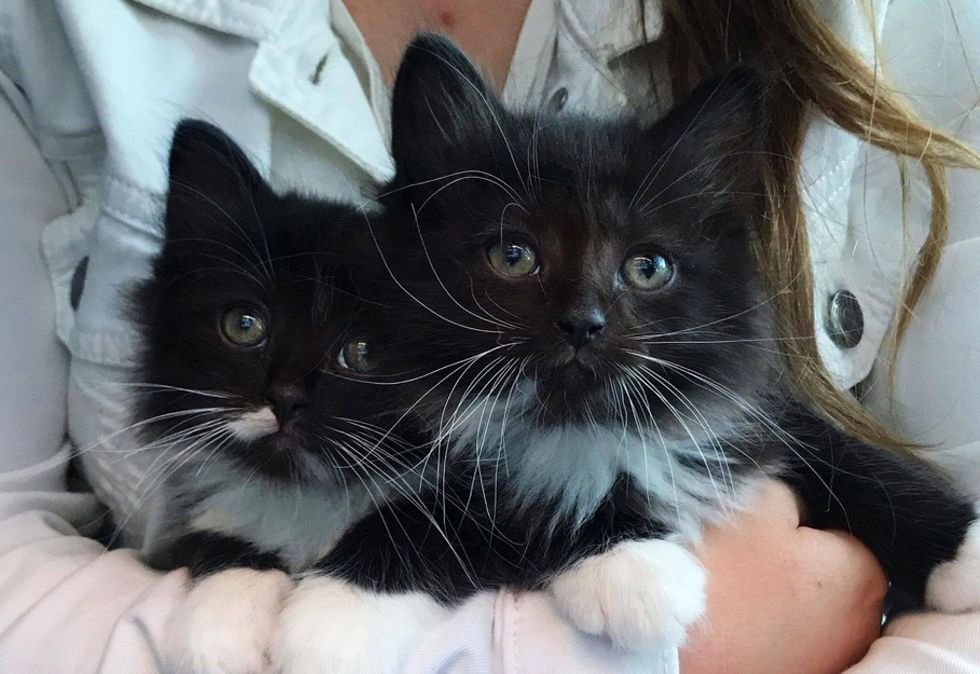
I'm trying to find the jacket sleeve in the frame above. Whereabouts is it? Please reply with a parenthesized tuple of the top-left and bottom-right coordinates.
(0, 447, 187, 673)
(849, 0, 980, 671)
(401, 590, 679, 674)
(851, 237, 980, 674)
(0, 7, 188, 671)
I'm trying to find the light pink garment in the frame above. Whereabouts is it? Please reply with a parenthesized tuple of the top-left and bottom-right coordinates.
(0, 448, 183, 674)
(403, 592, 675, 674)
(849, 613, 980, 674)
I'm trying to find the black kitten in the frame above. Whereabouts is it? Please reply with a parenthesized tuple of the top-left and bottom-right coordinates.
(279, 35, 980, 667)
(130, 120, 432, 674)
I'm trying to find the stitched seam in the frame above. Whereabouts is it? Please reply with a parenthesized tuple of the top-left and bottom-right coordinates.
(801, 143, 857, 197)
(511, 594, 520, 674)
(0, 11, 24, 87)
(104, 174, 164, 201)
(101, 203, 162, 239)
(139, 0, 272, 38)
(557, 2, 603, 63)
(822, 149, 861, 204)
(228, 0, 269, 9)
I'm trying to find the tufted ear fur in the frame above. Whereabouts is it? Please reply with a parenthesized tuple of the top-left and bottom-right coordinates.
(643, 65, 770, 211)
(389, 33, 502, 184)
(163, 119, 270, 254)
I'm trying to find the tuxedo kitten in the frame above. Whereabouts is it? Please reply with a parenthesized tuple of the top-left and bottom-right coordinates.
(273, 34, 980, 670)
(130, 120, 428, 674)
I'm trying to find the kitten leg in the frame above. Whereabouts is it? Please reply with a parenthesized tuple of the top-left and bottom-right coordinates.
(161, 532, 290, 674)
(271, 574, 449, 674)
(547, 538, 707, 651)
(780, 406, 980, 611)
(165, 568, 292, 674)
(926, 511, 980, 612)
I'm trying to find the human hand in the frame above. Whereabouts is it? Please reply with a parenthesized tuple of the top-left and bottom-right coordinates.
(680, 481, 887, 674)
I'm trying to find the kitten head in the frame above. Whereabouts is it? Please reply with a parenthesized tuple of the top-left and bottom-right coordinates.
(370, 35, 777, 449)
(131, 120, 397, 484)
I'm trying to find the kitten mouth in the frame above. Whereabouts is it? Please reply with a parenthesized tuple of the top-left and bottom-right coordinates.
(529, 358, 621, 424)
(561, 361, 597, 380)
(549, 351, 603, 377)
(537, 363, 602, 399)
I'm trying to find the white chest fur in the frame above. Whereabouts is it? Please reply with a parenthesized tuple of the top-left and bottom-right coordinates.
(496, 424, 771, 540)
(448, 388, 771, 537)
(187, 463, 370, 571)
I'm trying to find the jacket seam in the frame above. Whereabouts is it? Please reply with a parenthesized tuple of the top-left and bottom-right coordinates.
(511, 594, 520, 674)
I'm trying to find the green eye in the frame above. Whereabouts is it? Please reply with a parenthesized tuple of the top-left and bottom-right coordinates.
(338, 339, 371, 372)
(487, 241, 538, 277)
(220, 308, 267, 347)
(623, 253, 673, 290)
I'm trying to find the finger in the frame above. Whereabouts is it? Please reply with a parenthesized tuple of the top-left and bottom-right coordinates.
(740, 480, 803, 528)
(696, 481, 801, 552)
(796, 527, 889, 601)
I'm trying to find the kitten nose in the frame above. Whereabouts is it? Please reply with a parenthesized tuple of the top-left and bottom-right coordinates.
(269, 386, 310, 424)
(557, 312, 606, 350)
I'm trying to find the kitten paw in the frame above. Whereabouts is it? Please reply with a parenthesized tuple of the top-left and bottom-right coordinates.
(272, 575, 449, 674)
(548, 539, 706, 651)
(926, 517, 980, 612)
(164, 568, 292, 674)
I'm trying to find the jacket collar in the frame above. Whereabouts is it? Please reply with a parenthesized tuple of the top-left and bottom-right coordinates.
(128, 0, 288, 41)
(562, 0, 664, 62)
(128, 0, 392, 182)
(250, 0, 392, 181)
(125, 0, 664, 183)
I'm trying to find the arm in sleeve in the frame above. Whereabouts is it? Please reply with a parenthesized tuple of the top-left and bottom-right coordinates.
(851, 236, 980, 674)
(402, 590, 679, 674)
(851, 2, 980, 670)
(0, 48, 187, 674)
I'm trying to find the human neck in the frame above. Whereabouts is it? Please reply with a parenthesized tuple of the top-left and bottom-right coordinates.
(342, 0, 531, 88)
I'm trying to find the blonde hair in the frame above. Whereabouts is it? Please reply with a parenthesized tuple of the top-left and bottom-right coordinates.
(656, 0, 980, 449)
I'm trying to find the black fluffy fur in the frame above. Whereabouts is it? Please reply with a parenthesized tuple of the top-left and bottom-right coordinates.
(139, 37, 975, 625)
(306, 35, 977, 608)
(131, 120, 428, 574)
(132, 119, 416, 485)
(159, 530, 285, 577)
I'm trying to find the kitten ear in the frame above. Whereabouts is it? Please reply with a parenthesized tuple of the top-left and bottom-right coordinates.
(648, 65, 770, 201)
(389, 33, 500, 180)
(164, 119, 269, 247)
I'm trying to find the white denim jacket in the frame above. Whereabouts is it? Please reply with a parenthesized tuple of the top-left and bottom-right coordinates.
(0, 0, 978, 672)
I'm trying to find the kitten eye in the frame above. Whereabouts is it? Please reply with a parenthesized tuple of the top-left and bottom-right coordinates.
(622, 253, 673, 290)
(487, 242, 538, 277)
(338, 339, 371, 372)
(220, 308, 268, 347)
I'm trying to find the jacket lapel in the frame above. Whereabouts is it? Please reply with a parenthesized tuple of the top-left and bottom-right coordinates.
(127, 0, 392, 183)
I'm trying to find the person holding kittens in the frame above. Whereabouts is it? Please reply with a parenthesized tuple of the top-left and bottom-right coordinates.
(0, 1, 978, 673)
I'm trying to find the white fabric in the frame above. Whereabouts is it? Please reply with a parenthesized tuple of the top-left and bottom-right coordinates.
(0, 0, 978, 672)
(0, 64, 70, 474)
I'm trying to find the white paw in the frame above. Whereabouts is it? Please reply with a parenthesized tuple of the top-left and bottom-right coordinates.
(548, 539, 706, 651)
(164, 568, 292, 674)
(926, 517, 980, 613)
(271, 575, 449, 674)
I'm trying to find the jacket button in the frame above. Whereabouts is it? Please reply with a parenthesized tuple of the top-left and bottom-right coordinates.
(827, 290, 863, 348)
(548, 87, 569, 112)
